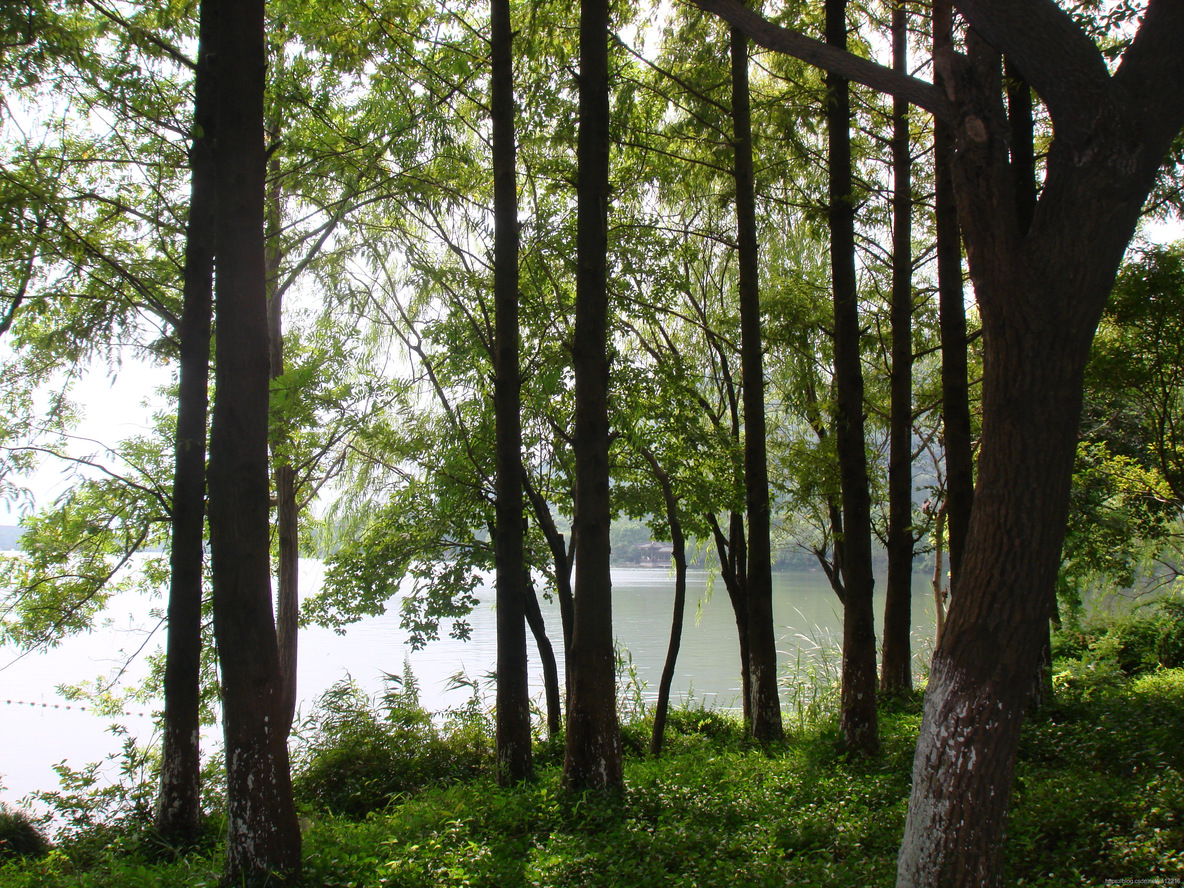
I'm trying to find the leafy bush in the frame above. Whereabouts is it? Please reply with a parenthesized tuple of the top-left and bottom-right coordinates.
(292, 669, 493, 818)
(0, 807, 49, 862)
(1053, 596, 1184, 676)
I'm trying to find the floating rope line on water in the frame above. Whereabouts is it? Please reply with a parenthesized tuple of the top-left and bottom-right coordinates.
(3, 698, 153, 718)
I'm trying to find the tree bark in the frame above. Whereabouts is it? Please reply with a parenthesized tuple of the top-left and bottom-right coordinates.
(881, 0, 915, 695)
(684, 0, 1184, 882)
(155, 0, 215, 842)
(524, 579, 563, 738)
(732, 26, 782, 745)
(933, 0, 973, 593)
(708, 511, 751, 726)
(563, 0, 622, 791)
(266, 145, 299, 742)
(897, 4, 1184, 882)
(1004, 59, 1053, 710)
(206, 0, 302, 879)
(644, 451, 687, 758)
(827, 0, 879, 756)
(492, 0, 533, 785)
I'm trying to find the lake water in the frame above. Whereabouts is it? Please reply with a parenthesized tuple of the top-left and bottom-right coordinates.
(0, 560, 936, 810)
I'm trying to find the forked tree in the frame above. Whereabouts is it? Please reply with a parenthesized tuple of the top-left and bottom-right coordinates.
(688, 0, 1184, 884)
(205, 0, 302, 878)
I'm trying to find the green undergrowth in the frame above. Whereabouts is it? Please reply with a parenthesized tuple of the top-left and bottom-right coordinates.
(2, 631, 1182, 887)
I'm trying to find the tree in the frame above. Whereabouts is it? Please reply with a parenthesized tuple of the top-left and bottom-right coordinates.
(825, 0, 878, 756)
(564, 0, 623, 791)
(205, 0, 301, 878)
(156, 0, 214, 843)
(491, 0, 533, 785)
(932, 0, 974, 594)
(687, 0, 1184, 883)
(880, 0, 914, 695)
(732, 25, 783, 745)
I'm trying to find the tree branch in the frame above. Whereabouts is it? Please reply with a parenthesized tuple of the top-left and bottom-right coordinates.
(685, 0, 949, 119)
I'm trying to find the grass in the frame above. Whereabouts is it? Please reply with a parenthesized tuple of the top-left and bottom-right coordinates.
(2, 624, 1182, 887)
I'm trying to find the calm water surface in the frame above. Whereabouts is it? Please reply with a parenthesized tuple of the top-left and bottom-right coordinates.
(0, 560, 936, 809)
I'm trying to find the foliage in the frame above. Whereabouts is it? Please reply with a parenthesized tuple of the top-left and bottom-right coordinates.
(291, 668, 493, 819)
(1052, 596, 1184, 678)
(1, 646, 1182, 886)
(0, 807, 48, 863)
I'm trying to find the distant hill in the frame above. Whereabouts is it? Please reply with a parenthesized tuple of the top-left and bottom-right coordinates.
(0, 524, 23, 551)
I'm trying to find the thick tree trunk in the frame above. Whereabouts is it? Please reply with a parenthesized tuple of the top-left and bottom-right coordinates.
(827, 0, 878, 756)
(563, 0, 622, 791)
(492, 0, 533, 785)
(206, 0, 302, 879)
(677, 0, 1184, 884)
(732, 26, 783, 745)
(266, 152, 299, 741)
(897, 319, 1088, 887)
(881, 0, 915, 695)
(898, 3, 1184, 879)
(156, 0, 215, 841)
(933, 0, 974, 593)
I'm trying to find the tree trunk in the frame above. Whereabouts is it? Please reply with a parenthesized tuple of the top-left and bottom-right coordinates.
(206, 0, 302, 879)
(156, 0, 215, 842)
(563, 0, 622, 791)
(732, 26, 782, 745)
(1005, 61, 1036, 237)
(645, 452, 687, 758)
(492, 0, 533, 785)
(523, 469, 575, 658)
(708, 511, 751, 726)
(931, 504, 947, 647)
(881, 0, 915, 695)
(898, 3, 1184, 880)
(933, 0, 973, 594)
(827, 0, 878, 756)
(266, 147, 299, 742)
(1003, 60, 1053, 710)
(524, 579, 563, 738)
(897, 315, 1088, 887)
(677, 0, 1184, 883)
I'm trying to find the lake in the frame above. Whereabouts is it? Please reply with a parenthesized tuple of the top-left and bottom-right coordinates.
(0, 560, 937, 810)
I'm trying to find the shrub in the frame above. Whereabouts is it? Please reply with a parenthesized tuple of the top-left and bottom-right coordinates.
(0, 807, 49, 862)
(1054, 596, 1184, 676)
(292, 672, 493, 818)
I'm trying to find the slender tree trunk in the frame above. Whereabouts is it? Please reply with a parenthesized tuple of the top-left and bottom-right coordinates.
(524, 580, 563, 738)
(933, 0, 973, 593)
(1005, 61, 1036, 237)
(523, 470, 575, 658)
(156, 0, 215, 841)
(931, 503, 947, 647)
(206, 0, 302, 878)
(644, 451, 687, 757)
(732, 26, 783, 744)
(827, 0, 878, 756)
(708, 511, 751, 726)
(881, 0, 914, 695)
(563, 0, 622, 791)
(266, 149, 299, 741)
(492, 0, 533, 784)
